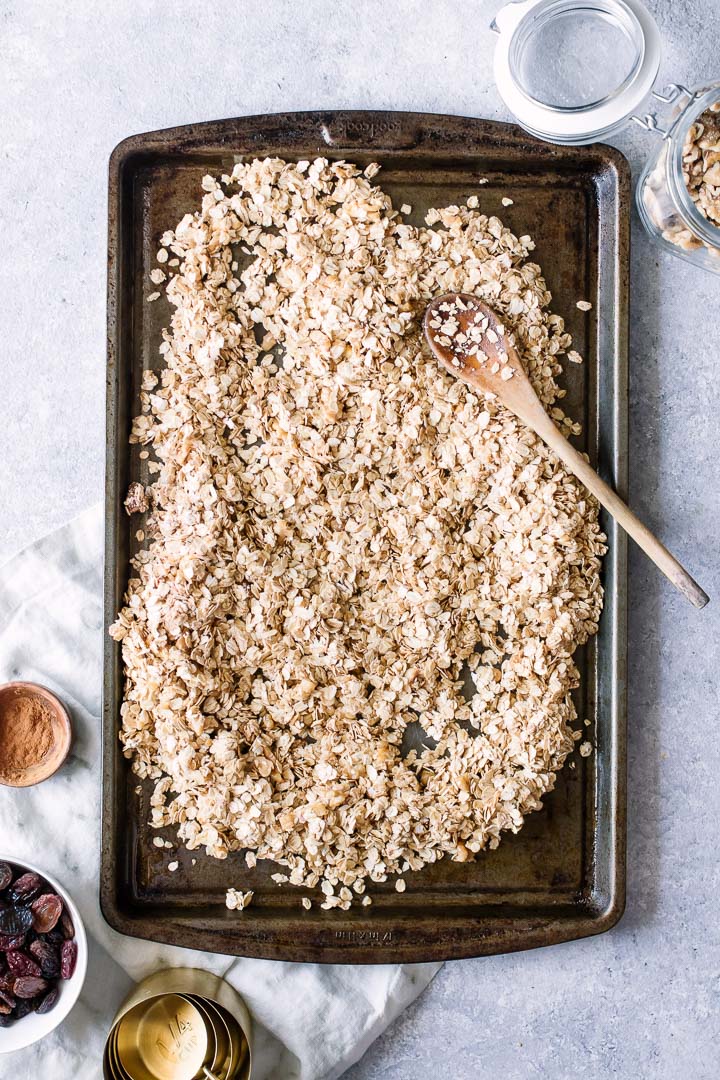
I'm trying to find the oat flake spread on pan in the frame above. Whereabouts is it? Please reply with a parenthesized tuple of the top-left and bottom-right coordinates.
(110, 158, 605, 910)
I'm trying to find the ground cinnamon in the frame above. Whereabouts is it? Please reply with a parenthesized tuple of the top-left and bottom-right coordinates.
(0, 692, 55, 779)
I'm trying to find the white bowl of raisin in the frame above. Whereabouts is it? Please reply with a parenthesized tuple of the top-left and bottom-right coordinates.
(0, 856, 87, 1053)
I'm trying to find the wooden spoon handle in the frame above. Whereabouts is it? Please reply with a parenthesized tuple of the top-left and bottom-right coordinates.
(531, 409, 709, 610)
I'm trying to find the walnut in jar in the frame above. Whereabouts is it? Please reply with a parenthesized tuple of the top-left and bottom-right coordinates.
(637, 89, 720, 271)
(683, 103, 720, 227)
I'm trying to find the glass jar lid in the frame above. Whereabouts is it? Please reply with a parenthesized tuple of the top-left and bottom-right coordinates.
(492, 0, 662, 144)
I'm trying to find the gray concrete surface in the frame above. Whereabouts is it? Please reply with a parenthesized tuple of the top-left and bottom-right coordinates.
(2, 1, 719, 1077)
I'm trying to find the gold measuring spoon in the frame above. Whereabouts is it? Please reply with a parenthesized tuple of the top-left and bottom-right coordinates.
(108, 1025, 134, 1080)
(206, 999, 251, 1078)
(179, 996, 229, 1078)
(114, 993, 220, 1080)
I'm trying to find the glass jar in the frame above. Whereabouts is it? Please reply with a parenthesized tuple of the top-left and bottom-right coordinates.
(491, 0, 720, 274)
(491, 0, 662, 145)
(636, 84, 720, 274)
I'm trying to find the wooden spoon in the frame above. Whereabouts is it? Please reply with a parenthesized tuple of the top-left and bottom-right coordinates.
(424, 293, 709, 610)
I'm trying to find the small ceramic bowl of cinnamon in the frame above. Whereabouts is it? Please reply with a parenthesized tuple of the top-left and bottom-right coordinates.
(0, 682, 72, 787)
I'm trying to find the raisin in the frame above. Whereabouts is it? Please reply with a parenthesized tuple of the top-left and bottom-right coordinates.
(29, 940, 60, 979)
(8, 873, 43, 904)
(0, 864, 12, 892)
(6, 951, 41, 978)
(31, 894, 63, 935)
(0, 973, 14, 992)
(60, 909, 75, 940)
(0, 1002, 11, 1016)
(0, 906, 33, 936)
(0, 988, 15, 1010)
(13, 976, 47, 1000)
(60, 940, 77, 980)
(13, 996, 36, 1018)
(0, 933, 26, 952)
(0, 1014, 12, 1026)
(35, 986, 59, 1015)
(46, 926, 64, 945)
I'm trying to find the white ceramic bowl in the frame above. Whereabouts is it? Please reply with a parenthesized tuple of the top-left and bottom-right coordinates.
(0, 854, 88, 1054)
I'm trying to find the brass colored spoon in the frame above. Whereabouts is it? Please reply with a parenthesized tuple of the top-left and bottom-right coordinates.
(114, 994, 220, 1080)
(200, 997, 251, 1079)
(424, 293, 709, 610)
(179, 996, 229, 1078)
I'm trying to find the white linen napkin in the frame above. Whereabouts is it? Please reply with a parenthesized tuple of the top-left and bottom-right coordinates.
(0, 506, 440, 1078)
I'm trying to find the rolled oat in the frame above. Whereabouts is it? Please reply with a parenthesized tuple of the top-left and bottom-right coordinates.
(111, 158, 605, 906)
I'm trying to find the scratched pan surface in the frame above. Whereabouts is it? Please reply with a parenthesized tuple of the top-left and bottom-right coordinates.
(103, 111, 628, 963)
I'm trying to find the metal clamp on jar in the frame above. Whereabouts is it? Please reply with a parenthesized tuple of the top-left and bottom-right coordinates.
(491, 0, 720, 274)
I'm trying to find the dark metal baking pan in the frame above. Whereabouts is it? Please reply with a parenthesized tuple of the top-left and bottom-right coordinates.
(103, 110, 628, 963)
